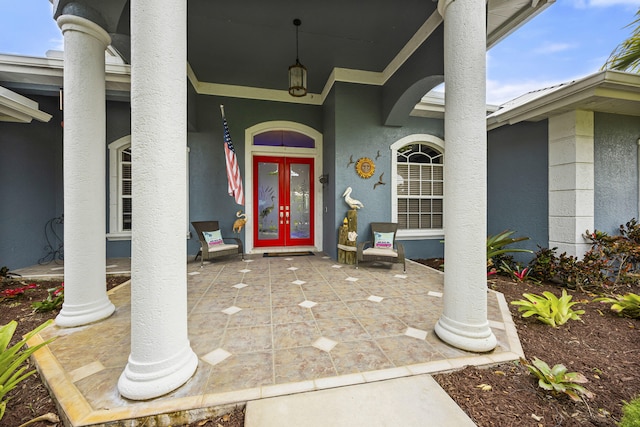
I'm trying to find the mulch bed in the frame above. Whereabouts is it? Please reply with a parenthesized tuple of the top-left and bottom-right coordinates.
(2, 262, 639, 427)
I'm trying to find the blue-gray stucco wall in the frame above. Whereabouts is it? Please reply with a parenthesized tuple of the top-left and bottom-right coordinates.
(187, 95, 323, 257)
(322, 87, 337, 257)
(487, 120, 548, 260)
(594, 112, 640, 235)
(330, 82, 444, 260)
(0, 96, 63, 269)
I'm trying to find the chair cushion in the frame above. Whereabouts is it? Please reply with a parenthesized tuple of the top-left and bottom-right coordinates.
(363, 247, 398, 258)
(208, 243, 239, 253)
(373, 232, 394, 249)
(202, 230, 223, 249)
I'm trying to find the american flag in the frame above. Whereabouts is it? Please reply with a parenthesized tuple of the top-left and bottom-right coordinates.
(222, 113, 244, 205)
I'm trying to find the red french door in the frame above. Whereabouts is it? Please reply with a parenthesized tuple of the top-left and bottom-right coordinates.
(253, 156, 314, 247)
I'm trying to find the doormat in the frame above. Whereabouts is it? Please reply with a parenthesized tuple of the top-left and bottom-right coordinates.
(263, 251, 315, 257)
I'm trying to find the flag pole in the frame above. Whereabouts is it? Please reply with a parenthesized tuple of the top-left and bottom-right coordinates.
(220, 104, 225, 119)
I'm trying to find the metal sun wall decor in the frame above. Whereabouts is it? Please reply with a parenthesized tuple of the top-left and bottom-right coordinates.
(355, 157, 375, 179)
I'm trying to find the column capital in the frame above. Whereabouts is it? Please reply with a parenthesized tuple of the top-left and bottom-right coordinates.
(437, 0, 455, 17)
(57, 14, 111, 48)
(438, 0, 487, 17)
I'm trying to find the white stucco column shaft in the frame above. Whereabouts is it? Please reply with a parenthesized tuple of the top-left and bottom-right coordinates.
(55, 15, 115, 328)
(118, 0, 197, 400)
(435, 0, 497, 352)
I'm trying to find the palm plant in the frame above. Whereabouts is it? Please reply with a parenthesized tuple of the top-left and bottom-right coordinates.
(486, 230, 532, 260)
(603, 8, 640, 72)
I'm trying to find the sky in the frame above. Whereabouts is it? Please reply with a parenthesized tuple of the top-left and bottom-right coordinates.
(1, 0, 639, 105)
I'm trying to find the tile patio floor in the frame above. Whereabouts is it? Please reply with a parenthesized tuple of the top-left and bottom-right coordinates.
(17, 254, 524, 426)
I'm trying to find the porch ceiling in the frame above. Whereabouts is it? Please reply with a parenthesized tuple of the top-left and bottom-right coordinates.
(186, 0, 437, 94)
(185, 0, 551, 96)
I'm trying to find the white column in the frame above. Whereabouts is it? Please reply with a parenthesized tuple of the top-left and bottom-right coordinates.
(548, 110, 594, 258)
(118, 0, 197, 400)
(56, 15, 115, 328)
(435, 0, 496, 352)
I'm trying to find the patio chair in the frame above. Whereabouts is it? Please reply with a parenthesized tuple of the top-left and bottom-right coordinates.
(356, 222, 406, 273)
(191, 221, 244, 267)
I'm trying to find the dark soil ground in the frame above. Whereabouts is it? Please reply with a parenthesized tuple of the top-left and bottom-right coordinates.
(1, 260, 639, 427)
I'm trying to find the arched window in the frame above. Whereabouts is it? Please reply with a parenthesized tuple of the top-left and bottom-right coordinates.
(391, 135, 444, 239)
(108, 137, 132, 239)
(253, 130, 315, 148)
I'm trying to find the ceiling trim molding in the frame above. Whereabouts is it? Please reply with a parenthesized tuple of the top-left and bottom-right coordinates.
(381, 11, 443, 83)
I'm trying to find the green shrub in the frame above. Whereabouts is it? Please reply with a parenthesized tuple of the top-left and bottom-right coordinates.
(594, 293, 640, 318)
(487, 230, 532, 261)
(620, 396, 640, 427)
(520, 357, 593, 402)
(31, 284, 64, 312)
(527, 219, 640, 293)
(0, 320, 55, 421)
(511, 289, 585, 327)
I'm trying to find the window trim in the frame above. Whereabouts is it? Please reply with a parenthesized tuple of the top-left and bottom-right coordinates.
(390, 134, 445, 240)
(107, 136, 132, 240)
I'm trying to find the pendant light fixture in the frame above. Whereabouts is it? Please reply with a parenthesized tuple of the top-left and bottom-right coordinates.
(288, 18, 307, 97)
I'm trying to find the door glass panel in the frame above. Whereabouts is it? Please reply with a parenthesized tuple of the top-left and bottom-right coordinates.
(289, 162, 310, 240)
(257, 161, 279, 241)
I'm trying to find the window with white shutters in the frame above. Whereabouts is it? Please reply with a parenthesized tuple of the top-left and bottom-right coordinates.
(391, 135, 445, 240)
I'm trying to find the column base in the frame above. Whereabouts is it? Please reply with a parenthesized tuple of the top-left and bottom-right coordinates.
(118, 344, 198, 400)
(55, 298, 115, 328)
(435, 314, 497, 353)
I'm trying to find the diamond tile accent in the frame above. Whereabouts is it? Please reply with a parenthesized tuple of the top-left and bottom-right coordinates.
(51, 267, 64, 271)
(405, 327, 428, 340)
(367, 295, 384, 303)
(313, 337, 337, 352)
(322, 256, 330, 259)
(222, 306, 242, 315)
(239, 269, 251, 273)
(345, 277, 359, 282)
(428, 291, 443, 298)
(285, 258, 294, 261)
(287, 267, 299, 271)
(188, 271, 200, 276)
(243, 259, 254, 262)
(299, 300, 317, 308)
(332, 265, 342, 269)
(292, 279, 306, 285)
(106, 264, 118, 269)
(202, 348, 232, 366)
(233, 283, 248, 289)
(394, 274, 407, 279)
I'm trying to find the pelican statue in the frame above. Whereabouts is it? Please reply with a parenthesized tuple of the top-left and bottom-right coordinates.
(342, 187, 364, 210)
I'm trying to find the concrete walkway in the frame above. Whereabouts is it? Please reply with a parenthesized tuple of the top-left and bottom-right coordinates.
(245, 374, 476, 427)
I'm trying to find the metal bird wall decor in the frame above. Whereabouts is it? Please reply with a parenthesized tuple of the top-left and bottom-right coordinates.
(347, 155, 355, 168)
(373, 172, 386, 189)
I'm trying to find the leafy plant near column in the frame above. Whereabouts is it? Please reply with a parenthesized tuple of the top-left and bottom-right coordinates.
(510, 289, 585, 327)
(520, 357, 593, 402)
(0, 320, 55, 421)
(595, 293, 640, 318)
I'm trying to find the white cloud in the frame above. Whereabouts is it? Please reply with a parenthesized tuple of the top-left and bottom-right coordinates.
(571, 0, 640, 8)
(533, 42, 576, 54)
